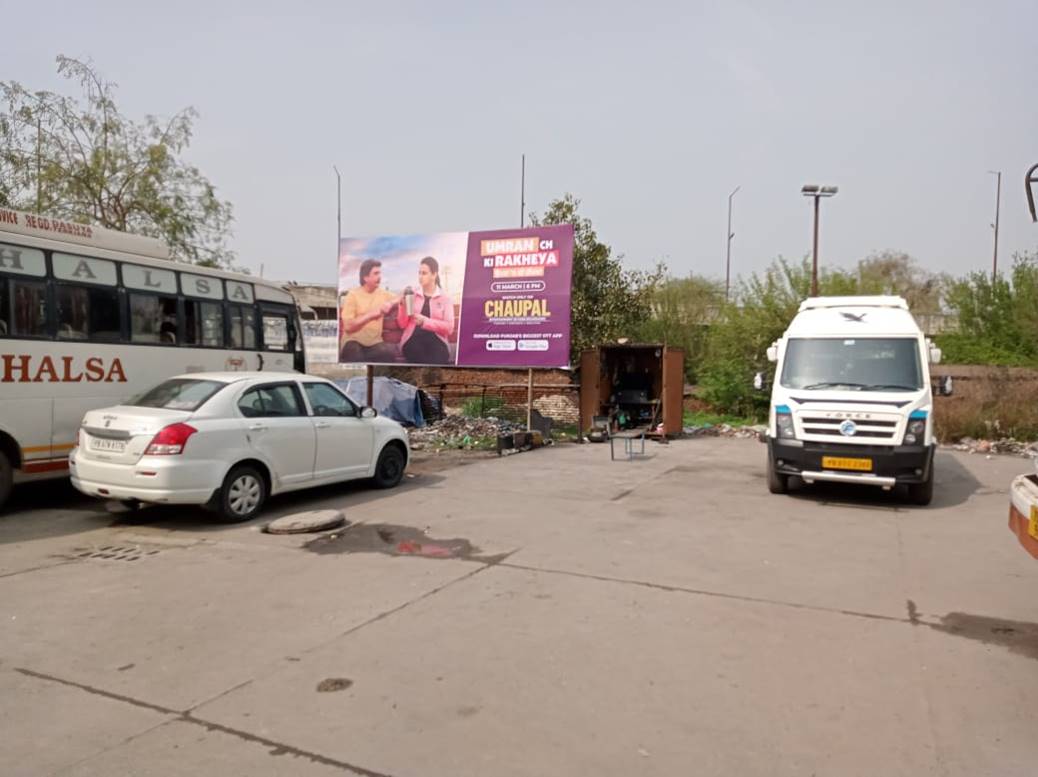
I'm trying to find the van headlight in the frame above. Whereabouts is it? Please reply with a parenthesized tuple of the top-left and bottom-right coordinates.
(777, 412, 796, 439)
(903, 418, 926, 445)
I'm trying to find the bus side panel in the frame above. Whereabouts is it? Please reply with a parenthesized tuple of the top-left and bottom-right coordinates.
(2, 397, 53, 481)
(2, 341, 294, 483)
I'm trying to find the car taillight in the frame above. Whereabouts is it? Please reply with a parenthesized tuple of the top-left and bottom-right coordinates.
(145, 423, 197, 455)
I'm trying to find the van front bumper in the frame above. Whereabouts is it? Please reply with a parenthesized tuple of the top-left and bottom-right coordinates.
(768, 438, 934, 486)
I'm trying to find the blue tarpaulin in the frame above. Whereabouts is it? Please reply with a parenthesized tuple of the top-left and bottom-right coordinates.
(335, 377, 426, 428)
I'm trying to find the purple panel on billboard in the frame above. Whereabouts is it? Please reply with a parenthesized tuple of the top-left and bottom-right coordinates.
(455, 225, 574, 368)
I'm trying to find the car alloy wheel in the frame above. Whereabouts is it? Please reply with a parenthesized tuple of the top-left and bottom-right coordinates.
(229, 473, 262, 516)
(215, 464, 267, 522)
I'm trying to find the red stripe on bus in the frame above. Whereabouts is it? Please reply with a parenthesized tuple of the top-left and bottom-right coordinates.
(22, 460, 70, 474)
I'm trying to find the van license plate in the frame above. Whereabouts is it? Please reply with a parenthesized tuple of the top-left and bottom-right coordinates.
(822, 456, 872, 471)
(89, 438, 126, 453)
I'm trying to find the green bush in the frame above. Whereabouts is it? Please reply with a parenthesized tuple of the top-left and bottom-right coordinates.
(696, 256, 919, 418)
(460, 394, 504, 418)
(933, 333, 1038, 368)
(633, 275, 723, 382)
(942, 255, 1038, 365)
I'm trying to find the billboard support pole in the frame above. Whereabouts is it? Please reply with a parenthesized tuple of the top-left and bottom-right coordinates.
(521, 153, 535, 432)
(366, 364, 374, 408)
(527, 365, 535, 429)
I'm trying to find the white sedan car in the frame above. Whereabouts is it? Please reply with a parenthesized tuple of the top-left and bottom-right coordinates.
(70, 372, 409, 521)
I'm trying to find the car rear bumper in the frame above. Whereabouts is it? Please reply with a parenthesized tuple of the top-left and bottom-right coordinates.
(69, 447, 221, 505)
(769, 438, 934, 487)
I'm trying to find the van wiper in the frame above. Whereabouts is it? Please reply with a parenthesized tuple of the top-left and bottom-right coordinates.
(802, 381, 868, 390)
(865, 383, 919, 391)
(797, 381, 871, 390)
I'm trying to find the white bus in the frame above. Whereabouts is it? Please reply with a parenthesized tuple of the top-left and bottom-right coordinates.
(0, 207, 305, 509)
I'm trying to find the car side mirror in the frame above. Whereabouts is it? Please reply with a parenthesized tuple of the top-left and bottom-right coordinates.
(361, 406, 378, 419)
(753, 372, 766, 391)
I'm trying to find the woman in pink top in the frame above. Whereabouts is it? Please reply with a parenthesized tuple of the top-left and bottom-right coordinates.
(397, 256, 454, 364)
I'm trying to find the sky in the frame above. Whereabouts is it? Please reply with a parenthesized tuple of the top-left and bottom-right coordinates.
(3, 0, 1037, 286)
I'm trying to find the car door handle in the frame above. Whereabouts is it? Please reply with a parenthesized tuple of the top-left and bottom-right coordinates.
(315, 421, 331, 429)
(249, 423, 267, 432)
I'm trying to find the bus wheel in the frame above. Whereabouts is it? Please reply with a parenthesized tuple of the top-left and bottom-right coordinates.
(0, 451, 12, 511)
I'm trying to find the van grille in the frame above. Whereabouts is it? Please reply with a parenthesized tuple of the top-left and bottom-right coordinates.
(797, 414, 900, 442)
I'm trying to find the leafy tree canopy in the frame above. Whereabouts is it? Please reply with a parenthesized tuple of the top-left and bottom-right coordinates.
(0, 56, 234, 267)
(531, 193, 663, 357)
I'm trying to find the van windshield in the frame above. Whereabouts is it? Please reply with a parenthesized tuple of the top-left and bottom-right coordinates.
(780, 338, 923, 391)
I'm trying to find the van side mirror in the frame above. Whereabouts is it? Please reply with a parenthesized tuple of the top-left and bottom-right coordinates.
(753, 372, 765, 391)
(940, 375, 953, 396)
(929, 346, 942, 364)
(766, 345, 778, 363)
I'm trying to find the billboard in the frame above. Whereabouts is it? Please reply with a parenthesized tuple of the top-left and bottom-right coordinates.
(337, 224, 573, 368)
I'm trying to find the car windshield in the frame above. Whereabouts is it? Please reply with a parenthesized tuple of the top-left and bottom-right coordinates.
(780, 337, 923, 391)
(129, 378, 226, 411)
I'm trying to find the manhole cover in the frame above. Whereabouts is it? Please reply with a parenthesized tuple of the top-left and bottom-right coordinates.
(265, 510, 347, 535)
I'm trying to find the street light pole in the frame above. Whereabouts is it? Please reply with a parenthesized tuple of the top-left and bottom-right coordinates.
(520, 154, 526, 229)
(989, 170, 1001, 280)
(725, 186, 740, 301)
(811, 195, 820, 295)
(801, 185, 838, 296)
(333, 165, 342, 250)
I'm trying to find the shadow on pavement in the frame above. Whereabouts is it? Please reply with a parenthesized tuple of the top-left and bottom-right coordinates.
(0, 471, 447, 543)
(923, 609, 1038, 661)
(0, 479, 113, 546)
(784, 451, 982, 511)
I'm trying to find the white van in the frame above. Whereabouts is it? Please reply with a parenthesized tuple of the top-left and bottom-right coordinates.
(757, 296, 950, 505)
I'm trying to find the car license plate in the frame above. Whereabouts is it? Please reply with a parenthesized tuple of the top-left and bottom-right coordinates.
(822, 456, 872, 472)
(89, 437, 126, 453)
(1029, 506, 1038, 541)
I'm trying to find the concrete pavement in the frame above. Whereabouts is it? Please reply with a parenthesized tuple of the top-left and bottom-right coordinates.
(1, 438, 1035, 776)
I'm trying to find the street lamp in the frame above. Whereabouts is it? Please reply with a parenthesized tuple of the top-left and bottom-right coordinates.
(801, 184, 838, 296)
(1027, 163, 1038, 223)
(725, 186, 740, 302)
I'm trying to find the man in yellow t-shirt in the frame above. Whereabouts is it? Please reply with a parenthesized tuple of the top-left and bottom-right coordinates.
(339, 259, 399, 363)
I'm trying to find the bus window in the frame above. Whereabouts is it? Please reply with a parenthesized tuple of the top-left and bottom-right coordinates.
(0, 242, 46, 277)
(184, 299, 224, 347)
(229, 304, 257, 349)
(56, 284, 121, 341)
(11, 280, 48, 336)
(130, 293, 178, 344)
(262, 313, 289, 351)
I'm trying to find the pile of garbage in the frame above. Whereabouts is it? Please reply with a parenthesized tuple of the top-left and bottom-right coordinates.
(408, 414, 521, 451)
(683, 423, 767, 440)
(948, 437, 1038, 457)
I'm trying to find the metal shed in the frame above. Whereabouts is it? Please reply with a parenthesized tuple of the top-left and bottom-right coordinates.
(579, 344, 685, 438)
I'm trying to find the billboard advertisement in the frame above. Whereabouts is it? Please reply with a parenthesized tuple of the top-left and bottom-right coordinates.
(337, 224, 573, 368)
